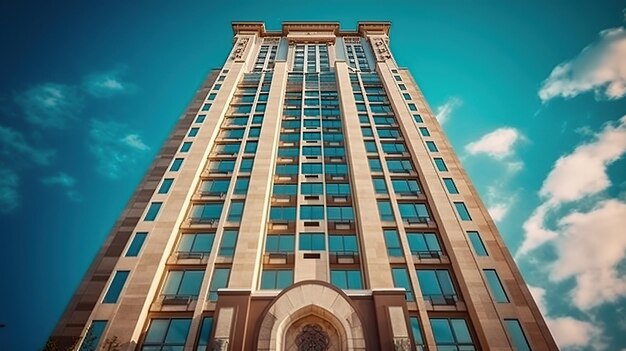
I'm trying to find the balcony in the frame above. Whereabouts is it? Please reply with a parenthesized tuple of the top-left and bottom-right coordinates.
(328, 220, 355, 231)
(173, 251, 211, 263)
(262, 252, 295, 265)
(188, 217, 220, 227)
(152, 294, 198, 312)
(402, 217, 436, 228)
(423, 294, 458, 306)
(329, 251, 359, 264)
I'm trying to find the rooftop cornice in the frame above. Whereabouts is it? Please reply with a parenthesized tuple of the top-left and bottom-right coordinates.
(232, 21, 391, 36)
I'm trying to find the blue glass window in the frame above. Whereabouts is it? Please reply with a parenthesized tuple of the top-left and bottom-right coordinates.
(208, 268, 230, 301)
(195, 115, 206, 123)
(407, 232, 441, 256)
(177, 233, 215, 254)
(180, 142, 192, 152)
(383, 229, 403, 256)
(200, 179, 230, 196)
(391, 179, 420, 195)
(142, 319, 191, 350)
(103, 271, 129, 303)
(426, 141, 438, 152)
(190, 203, 223, 224)
(227, 201, 245, 222)
(327, 206, 354, 221)
(270, 206, 296, 221)
(413, 114, 423, 123)
(144, 202, 162, 221)
(78, 320, 107, 351)
(410, 317, 425, 349)
(329, 235, 358, 254)
(398, 203, 430, 222)
(299, 232, 325, 250)
(301, 183, 323, 196)
(265, 234, 295, 253)
(467, 231, 488, 256)
(373, 178, 387, 194)
(162, 270, 204, 298)
(261, 269, 293, 289)
(417, 270, 457, 305)
(196, 317, 214, 351)
(418, 127, 430, 136)
(170, 158, 183, 171)
(504, 319, 531, 351)
(234, 177, 249, 194)
(300, 205, 324, 220)
(125, 232, 147, 257)
(434, 158, 448, 171)
(218, 230, 238, 257)
(377, 201, 394, 221)
(455, 202, 472, 221)
(330, 269, 362, 289)
(484, 269, 509, 303)
(158, 178, 174, 194)
(430, 318, 475, 349)
(188, 128, 199, 137)
(443, 178, 459, 194)
(392, 267, 414, 301)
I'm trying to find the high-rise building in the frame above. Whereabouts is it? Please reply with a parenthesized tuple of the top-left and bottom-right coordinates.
(48, 22, 557, 351)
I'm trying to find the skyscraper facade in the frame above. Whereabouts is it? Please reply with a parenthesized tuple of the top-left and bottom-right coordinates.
(49, 22, 557, 351)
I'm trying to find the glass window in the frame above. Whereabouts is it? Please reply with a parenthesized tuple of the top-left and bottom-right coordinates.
(144, 202, 162, 221)
(327, 206, 354, 221)
(325, 183, 350, 196)
(208, 93, 217, 100)
(244, 141, 258, 154)
(178, 233, 215, 254)
(302, 163, 322, 174)
(426, 141, 438, 152)
(202, 103, 211, 111)
(218, 230, 238, 257)
(234, 177, 249, 194)
(484, 269, 509, 303)
(392, 267, 414, 301)
(303, 132, 321, 140)
(417, 270, 457, 305)
(180, 142, 192, 152)
(248, 127, 261, 138)
(369, 158, 382, 172)
(407, 232, 441, 256)
(103, 271, 129, 303)
(383, 229, 403, 256)
(377, 201, 394, 221)
(125, 232, 148, 257)
(443, 178, 459, 194)
(270, 206, 296, 221)
(142, 318, 191, 350)
(331, 269, 363, 289)
(195, 317, 214, 351)
(240, 158, 254, 172)
(300, 232, 325, 250)
(430, 318, 475, 349)
(301, 183, 323, 196)
(386, 159, 414, 173)
(361, 127, 373, 137)
(303, 146, 322, 156)
(276, 164, 298, 175)
(329, 235, 358, 254)
(504, 319, 531, 351)
(200, 179, 230, 196)
(208, 268, 230, 301)
(162, 270, 204, 297)
(227, 201, 245, 222)
(373, 178, 387, 194)
(418, 127, 429, 137)
(211, 160, 235, 173)
(410, 317, 425, 350)
(324, 163, 347, 175)
(434, 158, 448, 171)
(408, 103, 418, 111)
(467, 231, 488, 256)
(265, 234, 295, 253)
(398, 203, 430, 222)
(455, 202, 472, 221)
(274, 184, 297, 196)
(190, 203, 224, 224)
(261, 269, 293, 289)
(381, 143, 406, 154)
(158, 178, 174, 194)
(188, 128, 199, 137)
(170, 158, 183, 171)
(391, 179, 421, 195)
(78, 320, 107, 351)
(278, 147, 299, 157)
(365, 141, 377, 153)
(413, 114, 423, 123)
(300, 205, 324, 220)
(216, 142, 241, 155)
(403, 93, 411, 100)
(195, 115, 206, 123)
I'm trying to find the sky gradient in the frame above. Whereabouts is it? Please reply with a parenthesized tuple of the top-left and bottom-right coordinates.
(0, 1, 625, 350)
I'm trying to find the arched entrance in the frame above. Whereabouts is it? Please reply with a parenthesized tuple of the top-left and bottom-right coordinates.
(256, 281, 366, 351)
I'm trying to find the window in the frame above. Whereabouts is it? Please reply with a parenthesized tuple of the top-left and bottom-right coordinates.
(443, 178, 459, 194)
(484, 269, 509, 303)
(208, 93, 217, 100)
(300, 205, 324, 220)
(434, 158, 448, 171)
(303, 146, 322, 156)
(377, 128, 400, 138)
(408, 103, 418, 111)
(373, 178, 387, 194)
(265, 234, 295, 253)
(178, 233, 215, 254)
(430, 318, 475, 350)
(325, 183, 350, 196)
(216, 143, 241, 155)
(454, 202, 472, 221)
(329, 235, 358, 254)
(78, 320, 107, 351)
(188, 128, 199, 137)
(195, 115, 206, 123)
(240, 158, 254, 172)
(301, 183, 323, 196)
(276, 164, 298, 175)
(383, 229, 403, 256)
(325, 163, 347, 176)
(398, 203, 430, 223)
(170, 158, 183, 171)
(331, 269, 363, 289)
(103, 271, 129, 303)
(208, 268, 230, 301)
(201, 179, 230, 196)
(407, 232, 442, 256)
(303, 132, 321, 141)
(125, 232, 147, 257)
(142, 318, 191, 350)
(261, 269, 293, 289)
(158, 178, 174, 194)
(218, 230, 238, 257)
(180, 142, 192, 152)
(244, 141, 258, 154)
(398, 84, 407, 90)
(274, 184, 297, 196)
(195, 317, 214, 351)
(382, 142, 406, 154)
(416, 269, 457, 305)
(410, 317, 425, 350)
(403, 93, 411, 100)
(467, 231, 488, 256)
(391, 267, 414, 301)
(327, 206, 354, 221)
(144, 202, 162, 221)
(210, 160, 235, 174)
(302, 163, 322, 175)
(278, 147, 299, 157)
(190, 203, 223, 224)
(201, 103, 211, 111)
(361, 127, 373, 137)
(426, 141, 438, 152)
(418, 127, 430, 136)
(386, 159, 414, 173)
(299, 232, 325, 250)
(234, 177, 249, 194)
(391, 179, 420, 195)
(270, 206, 296, 221)
(369, 158, 382, 172)
(162, 270, 204, 298)
(413, 114, 423, 123)
(248, 127, 261, 138)
(504, 319, 531, 351)
(227, 201, 245, 222)
(377, 201, 394, 221)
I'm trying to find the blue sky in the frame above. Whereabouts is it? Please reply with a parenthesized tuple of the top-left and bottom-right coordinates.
(0, 1, 625, 350)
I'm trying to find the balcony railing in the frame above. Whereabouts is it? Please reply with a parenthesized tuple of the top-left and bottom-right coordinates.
(175, 251, 210, 260)
(410, 250, 443, 259)
(424, 294, 458, 306)
(160, 294, 197, 306)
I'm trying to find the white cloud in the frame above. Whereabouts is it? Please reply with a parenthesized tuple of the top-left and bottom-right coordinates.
(41, 172, 76, 187)
(485, 184, 517, 222)
(89, 120, 150, 179)
(0, 124, 55, 165)
(506, 160, 524, 173)
(465, 127, 523, 160)
(14, 83, 82, 128)
(540, 116, 626, 204)
(549, 199, 626, 310)
(518, 203, 558, 255)
(435, 97, 462, 124)
(83, 69, 134, 97)
(0, 167, 19, 214)
(539, 27, 626, 102)
(487, 203, 510, 222)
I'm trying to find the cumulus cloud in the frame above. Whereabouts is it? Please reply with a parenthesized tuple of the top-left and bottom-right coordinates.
(14, 83, 82, 128)
(83, 69, 134, 97)
(0, 124, 55, 165)
(0, 167, 20, 214)
(41, 172, 76, 187)
(465, 127, 524, 160)
(485, 184, 517, 222)
(435, 97, 462, 124)
(539, 27, 626, 102)
(89, 120, 150, 179)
